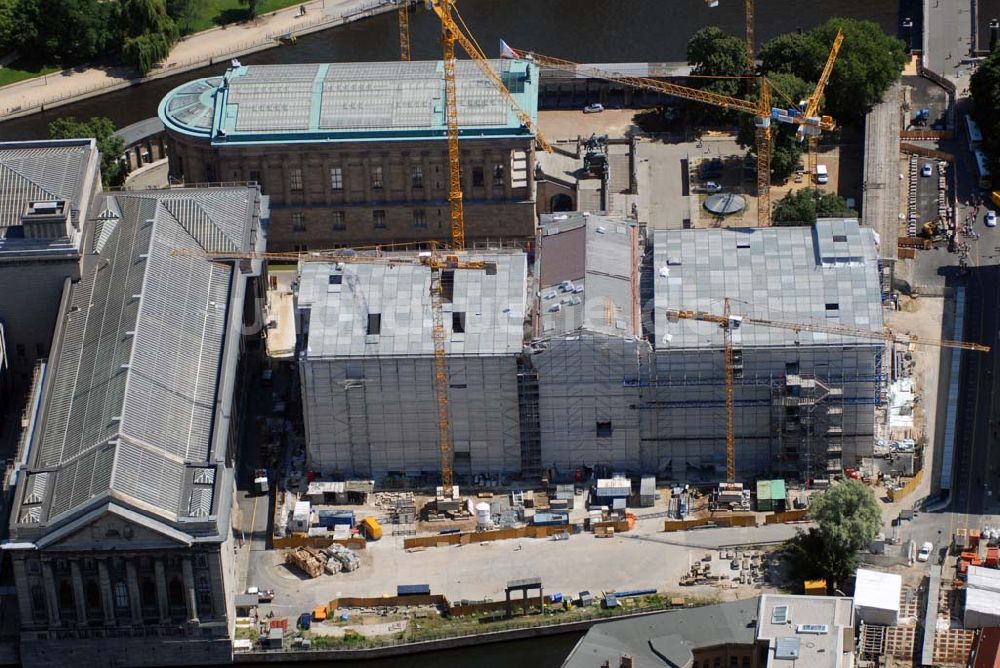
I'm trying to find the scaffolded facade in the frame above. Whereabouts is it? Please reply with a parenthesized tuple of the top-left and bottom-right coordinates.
(297, 254, 527, 480)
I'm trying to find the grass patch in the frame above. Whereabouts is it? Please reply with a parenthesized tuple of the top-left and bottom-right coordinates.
(0, 57, 61, 89)
(179, 0, 307, 34)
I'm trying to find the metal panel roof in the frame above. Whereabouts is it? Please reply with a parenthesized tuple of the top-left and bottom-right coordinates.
(15, 186, 260, 529)
(654, 219, 883, 349)
(159, 60, 538, 145)
(0, 139, 99, 241)
(537, 213, 639, 338)
(298, 252, 527, 358)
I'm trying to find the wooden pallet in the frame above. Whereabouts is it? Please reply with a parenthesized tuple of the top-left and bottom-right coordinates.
(932, 628, 975, 666)
(885, 626, 916, 660)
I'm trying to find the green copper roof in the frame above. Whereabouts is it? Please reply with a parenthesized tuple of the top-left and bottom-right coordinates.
(159, 60, 538, 146)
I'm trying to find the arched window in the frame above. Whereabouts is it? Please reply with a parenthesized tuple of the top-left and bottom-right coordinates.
(113, 581, 129, 610)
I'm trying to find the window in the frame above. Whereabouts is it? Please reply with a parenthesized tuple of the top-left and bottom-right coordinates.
(35, 343, 46, 357)
(472, 166, 484, 187)
(413, 209, 427, 229)
(493, 163, 504, 186)
(193, 554, 209, 569)
(770, 605, 788, 624)
(452, 311, 465, 333)
(330, 167, 343, 191)
(329, 274, 343, 285)
(113, 582, 129, 610)
(367, 313, 382, 336)
(85, 581, 101, 611)
(248, 169, 260, 184)
(292, 213, 306, 232)
(411, 165, 424, 188)
(832, 234, 848, 242)
(371, 166, 384, 190)
(168, 579, 185, 609)
(730, 658, 738, 667)
(373, 210, 386, 229)
(30, 585, 46, 622)
(290, 168, 303, 192)
(205, 164, 216, 183)
(596, 421, 613, 437)
(57, 581, 74, 614)
(332, 211, 346, 231)
(196, 576, 212, 612)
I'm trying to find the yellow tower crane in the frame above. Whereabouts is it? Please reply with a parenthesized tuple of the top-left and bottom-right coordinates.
(704, 0, 756, 73)
(665, 299, 989, 483)
(798, 28, 844, 176)
(398, 1, 411, 61)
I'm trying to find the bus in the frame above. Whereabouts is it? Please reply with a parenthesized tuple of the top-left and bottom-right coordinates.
(974, 149, 992, 189)
(966, 114, 984, 152)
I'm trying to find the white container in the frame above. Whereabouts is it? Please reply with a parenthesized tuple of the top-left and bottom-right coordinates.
(475, 502, 492, 527)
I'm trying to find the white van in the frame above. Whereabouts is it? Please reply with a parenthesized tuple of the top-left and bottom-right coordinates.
(815, 164, 829, 185)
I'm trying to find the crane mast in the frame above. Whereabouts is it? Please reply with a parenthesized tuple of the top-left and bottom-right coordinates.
(398, 1, 411, 61)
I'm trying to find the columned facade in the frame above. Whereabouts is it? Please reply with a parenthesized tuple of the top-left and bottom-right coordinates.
(12, 551, 227, 638)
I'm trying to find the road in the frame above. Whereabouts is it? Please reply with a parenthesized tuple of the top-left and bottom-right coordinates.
(924, 0, 975, 76)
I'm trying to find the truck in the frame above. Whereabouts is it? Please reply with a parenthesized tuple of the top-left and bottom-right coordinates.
(815, 164, 829, 185)
(253, 469, 269, 495)
(361, 516, 383, 541)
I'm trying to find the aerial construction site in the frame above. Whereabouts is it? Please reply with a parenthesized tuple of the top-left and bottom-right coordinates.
(5, 0, 997, 665)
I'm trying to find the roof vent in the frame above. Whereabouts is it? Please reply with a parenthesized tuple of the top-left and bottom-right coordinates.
(596, 226, 607, 234)
(20, 200, 69, 240)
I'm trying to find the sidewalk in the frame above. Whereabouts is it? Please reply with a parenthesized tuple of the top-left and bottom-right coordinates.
(0, 0, 399, 120)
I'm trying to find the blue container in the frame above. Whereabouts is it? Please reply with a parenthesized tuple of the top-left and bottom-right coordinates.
(298, 613, 311, 630)
(316, 510, 355, 528)
(549, 593, 563, 604)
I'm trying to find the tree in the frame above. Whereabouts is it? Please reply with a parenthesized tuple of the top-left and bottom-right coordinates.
(119, 0, 177, 75)
(165, 0, 197, 33)
(0, 0, 17, 54)
(759, 18, 906, 124)
(971, 48, 1000, 179)
(737, 72, 813, 181)
(240, 0, 264, 20)
(784, 480, 881, 588)
(48, 117, 129, 188)
(686, 27, 749, 125)
(17, 0, 117, 64)
(809, 479, 882, 554)
(772, 188, 854, 224)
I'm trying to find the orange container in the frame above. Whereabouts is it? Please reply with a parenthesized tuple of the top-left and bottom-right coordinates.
(987, 547, 999, 568)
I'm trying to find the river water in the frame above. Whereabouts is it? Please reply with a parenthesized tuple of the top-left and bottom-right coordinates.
(0, 0, 914, 140)
(0, 0, 905, 664)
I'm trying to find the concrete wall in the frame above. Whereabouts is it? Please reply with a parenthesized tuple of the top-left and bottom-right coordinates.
(165, 134, 536, 250)
(300, 355, 521, 479)
(0, 264, 76, 389)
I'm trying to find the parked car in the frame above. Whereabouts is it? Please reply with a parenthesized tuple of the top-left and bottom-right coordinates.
(921, 164, 933, 177)
(988, 211, 997, 228)
(583, 103, 604, 113)
(917, 541, 933, 562)
(703, 181, 722, 194)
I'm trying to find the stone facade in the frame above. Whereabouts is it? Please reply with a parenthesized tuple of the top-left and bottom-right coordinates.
(164, 136, 536, 250)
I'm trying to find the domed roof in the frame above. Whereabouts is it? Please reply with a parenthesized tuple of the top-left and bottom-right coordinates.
(158, 77, 223, 138)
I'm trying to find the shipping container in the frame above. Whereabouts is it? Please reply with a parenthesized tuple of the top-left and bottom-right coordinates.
(316, 510, 355, 528)
(533, 511, 569, 526)
(398, 584, 431, 596)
